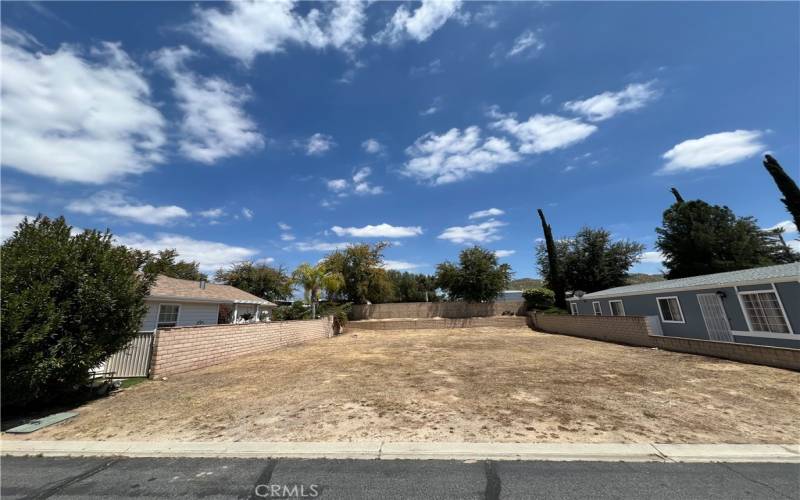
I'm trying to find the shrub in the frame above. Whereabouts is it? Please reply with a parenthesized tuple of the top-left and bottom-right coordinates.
(272, 301, 310, 321)
(1, 216, 152, 408)
(317, 302, 352, 334)
(522, 287, 555, 310)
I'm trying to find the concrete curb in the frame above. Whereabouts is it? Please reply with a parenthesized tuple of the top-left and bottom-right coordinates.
(2, 441, 799, 462)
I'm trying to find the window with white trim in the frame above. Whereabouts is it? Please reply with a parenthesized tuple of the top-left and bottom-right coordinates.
(739, 291, 791, 334)
(656, 297, 684, 323)
(570, 303, 578, 315)
(592, 302, 602, 316)
(157, 304, 180, 328)
(609, 300, 625, 316)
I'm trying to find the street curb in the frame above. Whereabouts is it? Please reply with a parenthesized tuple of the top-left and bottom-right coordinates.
(2, 441, 799, 462)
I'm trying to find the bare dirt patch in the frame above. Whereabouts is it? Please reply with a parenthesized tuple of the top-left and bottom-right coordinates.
(5, 327, 799, 443)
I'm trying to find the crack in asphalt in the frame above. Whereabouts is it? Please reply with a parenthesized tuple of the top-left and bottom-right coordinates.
(717, 463, 794, 500)
(247, 459, 278, 500)
(484, 460, 501, 500)
(21, 458, 122, 500)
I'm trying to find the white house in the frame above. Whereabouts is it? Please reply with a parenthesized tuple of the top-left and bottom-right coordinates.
(142, 275, 277, 331)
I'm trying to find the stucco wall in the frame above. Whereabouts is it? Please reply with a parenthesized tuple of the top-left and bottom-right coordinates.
(349, 301, 526, 320)
(346, 316, 529, 331)
(150, 317, 334, 377)
(142, 301, 220, 330)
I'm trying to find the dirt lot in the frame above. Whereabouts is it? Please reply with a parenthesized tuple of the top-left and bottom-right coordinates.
(5, 327, 799, 443)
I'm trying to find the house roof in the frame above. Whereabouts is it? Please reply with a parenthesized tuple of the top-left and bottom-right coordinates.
(569, 263, 800, 300)
(147, 275, 276, 306)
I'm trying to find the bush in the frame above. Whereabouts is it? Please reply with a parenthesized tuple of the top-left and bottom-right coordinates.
(1, 216, 152, 408)
(317, 302, 352, 334)
(522, 287, 555, 310)
(272, 301, 310, 321)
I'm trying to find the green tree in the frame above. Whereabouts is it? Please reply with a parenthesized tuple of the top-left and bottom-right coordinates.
(140, 248, 206, 281)
(536, 227, 645, 293)
(656, 197, 784, 279)
(763, 154, 800, 231)
(386, 271, 439, 302)
(214, 262, 293, 302)
(321, 243, 394, 303)
(537, 209, 567, 309)
(292, 262, 344, 318)
(435, 246, 512, 302)
(2, 216, 152, 408)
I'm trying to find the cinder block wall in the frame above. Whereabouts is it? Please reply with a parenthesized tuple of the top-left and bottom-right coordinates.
(349, 301, 526, 320)
(347, 316, 529, 331)
(150, 317, 334, 377)
(532, 313, 800, 371)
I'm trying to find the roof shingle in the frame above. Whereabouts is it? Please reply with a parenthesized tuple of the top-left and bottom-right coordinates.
(148, 275, 276, 305)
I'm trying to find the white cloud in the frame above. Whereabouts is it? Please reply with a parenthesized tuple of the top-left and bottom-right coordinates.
(564, 81, 660, 122)
(660, 130, 765, 174)
(305, 133, 336, 156)
(116, 232, 257, 273)
(639, 251, 665, 264)
(362, 138, 384, 154)
(2, 185, 37, 205)
(410, 58, 443, 77)
(490, 113, 597, 155)
(200, 208, 225, 219)
(766, 220, 798, 235)
(293, 240, 351, 252)
(327, 167, 383, 197)
(153, 46, 264, 164)
(327, 179, 349, 192)
(438, 219, 506, 244)
(352, 166, 371, 183)
(403, 126, 520, 185)
(1, 213, 32, 241)
(1, 35, 166, 183)
(280, 233, 296, 241)
(375, 0, 463, 44)
(383, 260, 422, 271)
(241, 207, 254, 220)
(190, 0, 367, 65)
(507, 30, 544, 58)
(331, 223, 423, 238)
(494, 249, 516, 258)
(420, 97, 443, 116)
(469, 208, 504, 220)
(67, 192, 190, 225)
(788, 240, 800, 253)
(278, 222, 292, 231)
(256, 257, 275, 265)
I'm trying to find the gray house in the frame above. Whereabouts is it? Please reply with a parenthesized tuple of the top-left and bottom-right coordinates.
(567, 263, 800, 349)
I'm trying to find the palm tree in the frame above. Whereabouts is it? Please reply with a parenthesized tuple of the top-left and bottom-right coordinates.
(292, 263, 344, 318)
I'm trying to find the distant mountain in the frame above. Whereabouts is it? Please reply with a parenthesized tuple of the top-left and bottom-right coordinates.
(626, 273, 666, 285)
(509, 274, 663, 291)
(508, 278, 543, 290)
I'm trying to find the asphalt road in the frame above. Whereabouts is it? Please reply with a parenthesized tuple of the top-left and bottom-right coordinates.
(2, 456, 798, 499)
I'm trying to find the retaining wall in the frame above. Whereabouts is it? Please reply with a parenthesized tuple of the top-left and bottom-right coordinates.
(346, 316, 529, 331)
(150, 317, 334, 377)
(531, 313, 800, 371)
(349, 301, 526, 320)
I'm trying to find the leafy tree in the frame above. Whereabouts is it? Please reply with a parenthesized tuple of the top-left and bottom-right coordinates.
(385, 271, 439, 302)
(272, 301, 311, 321)
(2, 216, 152, 408)
(537, 209, 567, 309)
(536, 227, 645, 293)
(215, 262, 293, 302)
(321, 243, 394, 303)
(763, 154, 800, 231)
(656, 197, 786, 279)
(522, 287, 555, 310)
(435, 246, 512, 302)
(140, 248, 206, 281)
(292, 262, 344, 318)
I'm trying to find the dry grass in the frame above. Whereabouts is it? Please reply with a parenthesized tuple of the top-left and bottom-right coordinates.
(5, 327, 799, 443)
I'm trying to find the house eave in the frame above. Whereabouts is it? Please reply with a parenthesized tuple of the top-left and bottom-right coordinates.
(146, 295, 276, 306)
(567, 276, 800, 301)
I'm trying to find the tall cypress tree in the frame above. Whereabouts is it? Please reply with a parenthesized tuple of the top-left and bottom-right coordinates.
(763, 154, 800, 230)
(537, 209, 567, 309)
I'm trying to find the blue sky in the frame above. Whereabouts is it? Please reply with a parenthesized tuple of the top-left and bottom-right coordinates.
(2, 1, 798, 279)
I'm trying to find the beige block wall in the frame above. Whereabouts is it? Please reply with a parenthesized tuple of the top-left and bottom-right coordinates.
(349, 301, 526, 320)
(150, 317, 334, 377)
(532, 313, 800, 371)
(346, 316, 529, 331)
